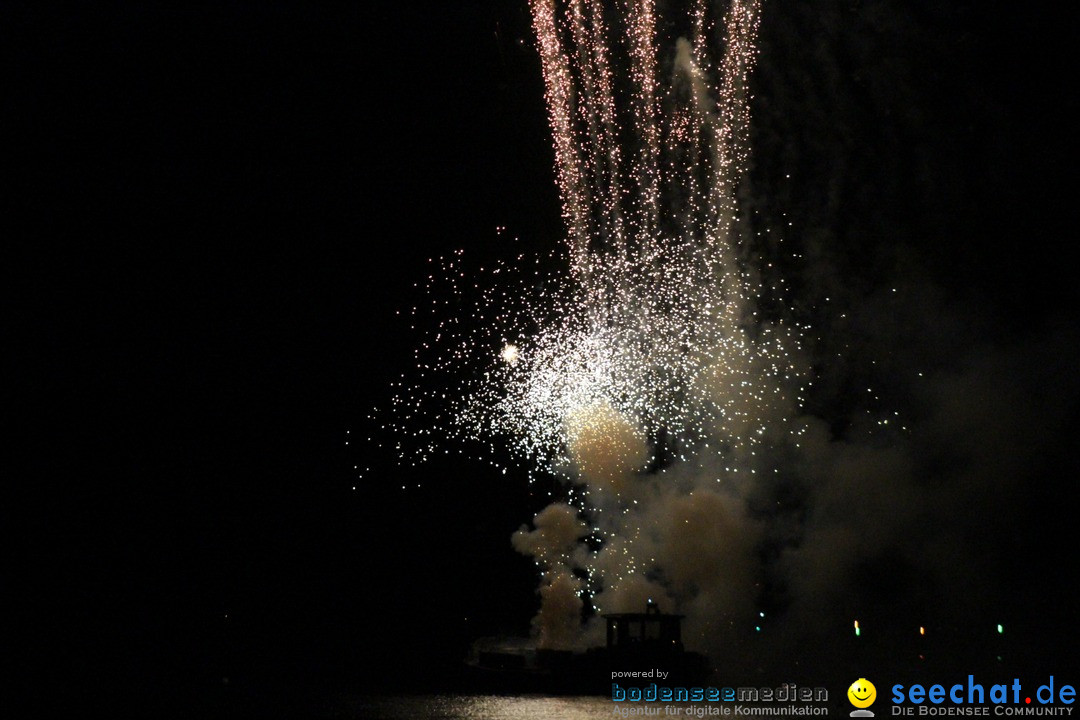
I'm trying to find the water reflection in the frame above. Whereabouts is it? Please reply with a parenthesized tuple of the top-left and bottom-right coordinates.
(349, 694, 620, 719)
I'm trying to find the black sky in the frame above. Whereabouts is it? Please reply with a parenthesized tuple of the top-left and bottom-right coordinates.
(8, 0, 1080, 715)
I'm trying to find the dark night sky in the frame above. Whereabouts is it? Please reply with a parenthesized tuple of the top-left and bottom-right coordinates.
(8, 0, 1080, 715)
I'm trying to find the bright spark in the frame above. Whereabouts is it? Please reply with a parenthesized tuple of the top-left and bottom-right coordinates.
(501, 344, 521, 366)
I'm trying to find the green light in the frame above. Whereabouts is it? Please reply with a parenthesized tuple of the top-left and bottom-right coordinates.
(855, 627, 860, 637)
(997, 624, 1004, 634)
(755, 626, 761, 632)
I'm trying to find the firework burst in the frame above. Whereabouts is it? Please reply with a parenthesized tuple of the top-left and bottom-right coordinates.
(381, 0, 809, 645)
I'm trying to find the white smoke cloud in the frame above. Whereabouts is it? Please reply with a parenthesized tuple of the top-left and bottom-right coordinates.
(512, 503, 590, 649)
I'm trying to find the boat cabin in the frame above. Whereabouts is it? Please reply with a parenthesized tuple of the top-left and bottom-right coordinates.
(603, 600, 684, 652)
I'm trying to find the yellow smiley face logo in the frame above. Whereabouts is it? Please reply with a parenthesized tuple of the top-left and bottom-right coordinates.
(848, 679, 876, 708)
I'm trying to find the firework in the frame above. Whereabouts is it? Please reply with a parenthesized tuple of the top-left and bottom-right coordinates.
(382, 0, 808, 646)
(477, 0, 803, 480)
